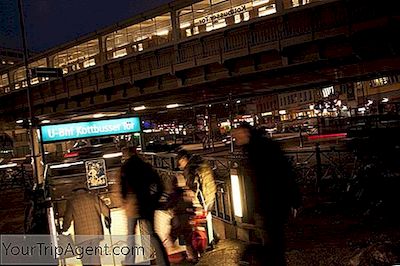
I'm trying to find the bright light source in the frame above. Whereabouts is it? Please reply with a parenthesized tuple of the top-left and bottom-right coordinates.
(367, 100, 373, 106)
(166, 103, 179, 109)
(230, 173, 243, 217)
(382, 98, 389, 103)
(50, 161, 83, 169)
(309, 104, 315, 110)
(261, 112, 273, 116)
(41, 120, 51, 124)
(134, 133, 140, 137)
(103, 152, 123, 159)
(93, 113, 105, 118)
(236, 100, 241, 104)
(0, 163, 17, 169)
(279, 110, 286, 115)
(252, 0, 270, 7)
(134, 105, 146, 111)
(358, 107, 366, 112)
(143, 129, 152, 133)
(16, 119, 24, 124)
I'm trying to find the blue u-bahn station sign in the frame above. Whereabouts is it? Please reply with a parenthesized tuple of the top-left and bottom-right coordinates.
(40, 117, 141, 143)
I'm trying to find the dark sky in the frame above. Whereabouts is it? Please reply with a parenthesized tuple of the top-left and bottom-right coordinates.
(0, 0, 172, 52)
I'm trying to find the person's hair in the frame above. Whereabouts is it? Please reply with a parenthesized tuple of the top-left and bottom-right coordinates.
(236, 122, 253, 131)
(122, 145, 137, 156)
(176, 149, 191, 161)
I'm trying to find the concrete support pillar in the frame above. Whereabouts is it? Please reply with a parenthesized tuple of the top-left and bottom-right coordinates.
(98, 36, 106, 65)
(170, 10, 180, 42)
(276, 0, 285, 13)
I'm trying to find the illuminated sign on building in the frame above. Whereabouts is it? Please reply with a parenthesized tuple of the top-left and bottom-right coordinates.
(40, 117, 141, 143)
(195, 4, 249, 25)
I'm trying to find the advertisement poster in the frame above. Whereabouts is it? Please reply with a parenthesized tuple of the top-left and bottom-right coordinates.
(85, 159, 108, 190)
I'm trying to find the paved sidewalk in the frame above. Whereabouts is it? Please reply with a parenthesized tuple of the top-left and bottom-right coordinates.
(170, 239, 246, 266)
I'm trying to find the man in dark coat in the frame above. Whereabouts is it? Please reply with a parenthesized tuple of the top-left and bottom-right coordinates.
(120, 146, 170, 265)
(233, 123, 301, 266)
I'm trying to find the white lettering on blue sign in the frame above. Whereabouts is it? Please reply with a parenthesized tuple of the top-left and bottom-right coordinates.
(40, 117, 140, 143)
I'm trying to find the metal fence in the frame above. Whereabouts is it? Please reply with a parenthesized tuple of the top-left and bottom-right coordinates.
(141, 146, 357, 223)
(0, 164, 33, 191)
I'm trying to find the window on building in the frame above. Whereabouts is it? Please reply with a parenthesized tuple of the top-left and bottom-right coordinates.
(112, 49, 128, 59)
(177, 0, 278, 39)
(14, 67, 26, 83)
(83, 58, 96, 68)
(258, 4, 276, 17)
(0, 73, 9, 88)
(322, 86, 334, 98)
(105, 13, 172, 59)
(234, 14, 241, 23)
(53, 39, 99, 72)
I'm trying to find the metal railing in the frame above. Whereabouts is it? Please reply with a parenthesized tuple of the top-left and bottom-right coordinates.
(141, 145, 358, 223)
(0, 164, 33, 190)
(141, 152, 235, 223)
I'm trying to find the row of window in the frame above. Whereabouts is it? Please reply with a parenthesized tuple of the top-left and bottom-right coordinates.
(353, 74, 400, 91)
(0, 0, 316, 93)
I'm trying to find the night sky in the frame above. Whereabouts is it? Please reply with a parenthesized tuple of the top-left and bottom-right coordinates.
(0, 0, 172, 52)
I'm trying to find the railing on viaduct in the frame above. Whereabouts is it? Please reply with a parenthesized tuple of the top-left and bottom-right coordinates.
(0, 0, 394, 114)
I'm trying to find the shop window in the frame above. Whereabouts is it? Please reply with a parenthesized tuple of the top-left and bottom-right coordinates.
(193, 26, 200, 35)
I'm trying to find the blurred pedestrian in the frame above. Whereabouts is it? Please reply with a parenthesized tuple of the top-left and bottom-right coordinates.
(60, 186, 111, 266)
(165, 173, 197, 263)
(120, 146, 170, 266)
(176, 149, 216, 212)
(176, 150, 217, 258)
(233, 123, 301, 266)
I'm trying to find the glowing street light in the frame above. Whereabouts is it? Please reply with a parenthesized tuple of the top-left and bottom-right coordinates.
(382, 98, 389, 103)
(93, 113, 105, 118)
(16, 119, 24, 124)
(134, 105, 146, 111)
(166, 103, 179, 109)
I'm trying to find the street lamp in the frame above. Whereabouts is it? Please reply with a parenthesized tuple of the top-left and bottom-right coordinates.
(17, 0, 39, 183)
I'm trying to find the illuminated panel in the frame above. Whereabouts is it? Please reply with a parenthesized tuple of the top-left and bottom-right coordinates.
(230, 173, 243, 217)
(40, 117, 141, 143)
